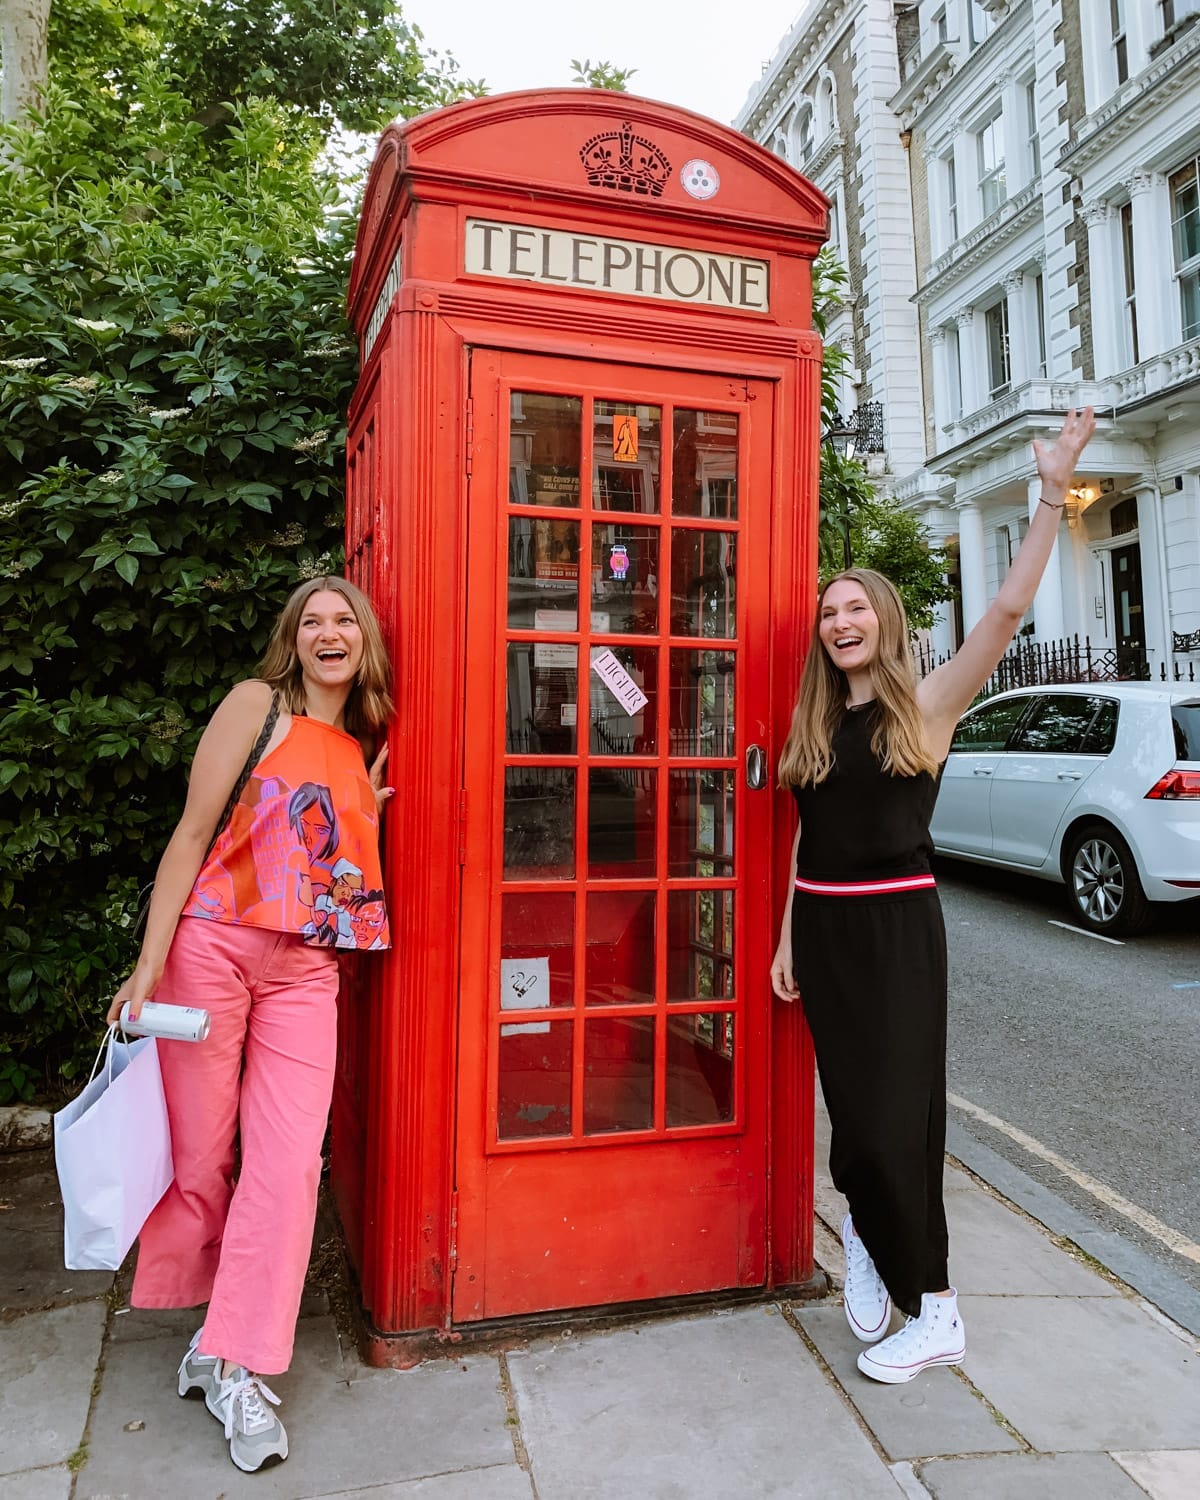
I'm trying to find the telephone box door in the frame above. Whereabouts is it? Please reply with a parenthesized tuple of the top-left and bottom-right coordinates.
(455, 349, 775, 1321)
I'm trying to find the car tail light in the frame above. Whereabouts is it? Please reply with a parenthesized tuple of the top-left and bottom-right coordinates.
(1145, 769, 1200, 799)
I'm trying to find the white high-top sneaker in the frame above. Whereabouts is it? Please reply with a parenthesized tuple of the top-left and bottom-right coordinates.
(840, 1214, 892, 1343)
(856, 1290, 966, 1383)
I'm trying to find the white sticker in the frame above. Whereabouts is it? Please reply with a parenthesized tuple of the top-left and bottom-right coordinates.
(500, 956, 551, 1035)
(681, 159, 720, 200)
(590, 648, 649, 716)
(560, 703, 577, 727)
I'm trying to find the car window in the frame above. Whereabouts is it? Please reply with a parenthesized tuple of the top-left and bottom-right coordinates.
(1080, 698, 1118, 754)
(1172, 702, 1200, 761)
(950, 696, 1029, 752)
(1013, 694, 1116, 754)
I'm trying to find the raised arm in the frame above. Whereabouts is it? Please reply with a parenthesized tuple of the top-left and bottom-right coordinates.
(917, 408, 1095, 755)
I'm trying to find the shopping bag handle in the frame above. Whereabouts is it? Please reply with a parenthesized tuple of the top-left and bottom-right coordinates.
(86, 1024, 119, 1088)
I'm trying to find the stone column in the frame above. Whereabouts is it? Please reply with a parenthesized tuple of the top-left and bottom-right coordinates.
(1127, 171, 1171, 358)
(1081, 200, 1121, 377)
(1028, 475, 1065, 642)
(957, 501, 987, 634)
(955, 306, 981, 415)
(930, 326, 951, 433)
(1003, 270, 1032, 385)
(1134, 485, 1173, 680)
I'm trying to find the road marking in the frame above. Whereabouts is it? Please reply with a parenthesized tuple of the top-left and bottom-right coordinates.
(1171, 981, 1200, 990)
(1047, 919, 1124, 946)
(947, 1091, 1200, 1266)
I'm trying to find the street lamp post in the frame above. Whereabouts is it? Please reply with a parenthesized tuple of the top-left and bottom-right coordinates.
(822, 415, 858, 570)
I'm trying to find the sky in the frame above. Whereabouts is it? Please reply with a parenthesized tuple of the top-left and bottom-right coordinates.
(401, 0, 809, 128)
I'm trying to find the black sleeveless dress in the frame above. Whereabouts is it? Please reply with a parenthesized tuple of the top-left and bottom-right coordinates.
(790, 702, 948, 1316)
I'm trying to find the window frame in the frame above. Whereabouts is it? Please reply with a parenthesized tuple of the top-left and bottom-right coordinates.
(976, 112, 1007, 219)
(1169, 156, 1200, 342)
(1110, 0, 1129, 85)
(950, 694, 1035, 754)
(984, 297, 1012, 401)
(1009, 694, 1120, 756)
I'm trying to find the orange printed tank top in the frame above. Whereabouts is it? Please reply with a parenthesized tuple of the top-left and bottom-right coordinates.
(183, 714, 389, 951)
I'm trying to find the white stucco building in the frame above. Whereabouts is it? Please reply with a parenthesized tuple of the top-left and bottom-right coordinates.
(738, 0, 1200, 681)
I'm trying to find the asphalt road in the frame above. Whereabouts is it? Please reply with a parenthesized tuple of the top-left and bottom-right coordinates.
(936, 856, 1200, 1326)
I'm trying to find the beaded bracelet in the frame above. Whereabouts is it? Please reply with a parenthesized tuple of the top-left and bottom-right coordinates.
(1038, 498, 1066, 511)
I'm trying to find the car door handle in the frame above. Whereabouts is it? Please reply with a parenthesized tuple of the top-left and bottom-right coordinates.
(973, 767, 993, 776)
(1056, 771, 1083, 780)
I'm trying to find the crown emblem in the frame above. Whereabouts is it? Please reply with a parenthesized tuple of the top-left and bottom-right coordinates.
(579, 123, 671, 197)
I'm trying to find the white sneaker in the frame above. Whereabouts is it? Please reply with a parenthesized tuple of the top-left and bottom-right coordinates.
(841, 1214, 892, 1343)
(176, 1328, 220, 1403)
(205, 1365, 288, 1472)
(857, 1290, 966, 1383)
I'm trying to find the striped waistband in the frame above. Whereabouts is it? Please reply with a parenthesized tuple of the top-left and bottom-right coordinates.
(793, 873, 937, 896)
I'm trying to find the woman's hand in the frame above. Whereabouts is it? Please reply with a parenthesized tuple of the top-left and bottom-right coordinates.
(1032, 407, 1096, 496)
(106, 965, 160, 1026)
(770, 934, 800, 1004)
(368, 744, 394, 815)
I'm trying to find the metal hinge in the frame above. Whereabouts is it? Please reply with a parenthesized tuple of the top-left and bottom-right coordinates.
(457, 789, 468, 864)
(464, 396, 474, 479)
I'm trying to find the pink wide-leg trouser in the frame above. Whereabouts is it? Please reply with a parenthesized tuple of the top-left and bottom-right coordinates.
(130, 917, 339, 1374)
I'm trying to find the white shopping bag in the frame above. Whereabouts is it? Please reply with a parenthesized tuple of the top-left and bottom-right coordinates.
(53, 1025, 174, 1270)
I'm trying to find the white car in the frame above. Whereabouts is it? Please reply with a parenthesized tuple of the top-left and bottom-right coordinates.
(930, 682, 1200, 936)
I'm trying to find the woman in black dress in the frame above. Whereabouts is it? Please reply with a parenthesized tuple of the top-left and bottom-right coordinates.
(770, 408, 1095, 1383)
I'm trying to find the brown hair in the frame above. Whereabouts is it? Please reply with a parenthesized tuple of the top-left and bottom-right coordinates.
(259, 576, 393, 739)
(777, 568, 939, 786)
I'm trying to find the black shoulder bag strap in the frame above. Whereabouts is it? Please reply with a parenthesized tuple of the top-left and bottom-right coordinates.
(133, 690, 281, 940)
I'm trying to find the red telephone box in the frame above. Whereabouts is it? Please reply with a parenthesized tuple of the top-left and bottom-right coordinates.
(335, 90, 827, 1356)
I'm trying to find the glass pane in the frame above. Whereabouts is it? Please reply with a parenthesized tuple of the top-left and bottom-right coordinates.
(667, 890, 735, 1004)
(669, 650, 735, 757)
(672, 410, 739, 518)
(508, 517, 581, 624)
(585, 891, 655, 1005)
(511, 392, 581, 507)
(507, 642, 577, 755)
(498, 1020, 573, 1140)
(1015, 695, 1105, 754)
(668, 769, 734, 878)
(504, 767, 575, 878)
(670, 529, 736, 638)
(593, 401, 661, 514)
(588, 767, 657, 878)
(501, 893, 575, 1017)
(589, 644, 657, 755)
(667, 1013, 734, 1127)
(590, 523, 659, 633)
(584, 1016, 655, 1134)
(950, 695, 1028, 752)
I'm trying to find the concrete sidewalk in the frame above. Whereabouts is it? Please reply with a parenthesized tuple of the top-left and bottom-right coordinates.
(2, 1108, 1199, 1500)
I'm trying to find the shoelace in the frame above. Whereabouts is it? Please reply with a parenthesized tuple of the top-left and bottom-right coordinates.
(221, 1374, 281, 1438)
(846, 1237, 884, 1296)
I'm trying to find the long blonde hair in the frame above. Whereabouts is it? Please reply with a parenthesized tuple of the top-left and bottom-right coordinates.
(259, 576, 394, 739)
(778, 568, 939, 786)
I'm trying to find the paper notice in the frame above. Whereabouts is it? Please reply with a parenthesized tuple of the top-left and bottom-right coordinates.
(500, 956, 551, 1036)
(590, 648, 649, 716)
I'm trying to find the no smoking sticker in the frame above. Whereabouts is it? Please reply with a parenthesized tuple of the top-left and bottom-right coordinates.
(681, 158, 720, 200)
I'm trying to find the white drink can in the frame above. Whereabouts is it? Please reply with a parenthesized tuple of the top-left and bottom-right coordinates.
(119, 1000, 211, 1043)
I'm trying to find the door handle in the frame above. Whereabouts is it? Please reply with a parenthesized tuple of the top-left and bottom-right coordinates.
(973, 766, 993, 776)
(1057, 771, 1083, 780)
(745, 744, 768, 790)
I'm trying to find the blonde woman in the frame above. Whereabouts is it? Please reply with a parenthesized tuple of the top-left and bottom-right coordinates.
(771, 410, 1094, 1382)
(108, 576, 394, 1471)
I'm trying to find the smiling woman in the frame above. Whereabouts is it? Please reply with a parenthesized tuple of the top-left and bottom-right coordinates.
(103, 574, 394, 1474)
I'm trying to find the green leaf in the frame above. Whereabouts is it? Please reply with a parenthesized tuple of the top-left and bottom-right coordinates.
(115, 553, 140, 584)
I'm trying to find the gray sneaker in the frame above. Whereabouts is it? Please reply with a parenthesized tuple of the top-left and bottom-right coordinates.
(206, 1366, 288, 1472)
(177, 1329, 220, 1403)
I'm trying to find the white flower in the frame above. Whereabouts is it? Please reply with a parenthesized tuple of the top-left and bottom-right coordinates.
(0, 356, 47, 370)
(73, 317, 119, 332)
(63, 375, 99, 392)
(96, 470, 122, 485)
(148, 407, 190, 420)
(291, 429, 331, 454)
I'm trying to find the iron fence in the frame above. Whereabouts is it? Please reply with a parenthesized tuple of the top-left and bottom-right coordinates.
(914, 635, 1198, 699)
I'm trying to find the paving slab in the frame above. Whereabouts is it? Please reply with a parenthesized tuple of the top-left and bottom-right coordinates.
(0, 1301, 107, 1476)
(313, 1466, 534, 1500)
(1111, 1449, 1200, 1500)
(959, 1295, 1200, 1451)
(76, 1316, 514, 1500)
(0, 1467, 72, 1500)
(946, 1188, 1118, 1297)
(794, 1305, 1020, 1461)
(507, 1306, 905, 1499)
(918, 1452, 1151, 1499)
(0, 1150, 114, 1313)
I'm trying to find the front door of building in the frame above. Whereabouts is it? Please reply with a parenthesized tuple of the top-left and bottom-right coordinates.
(1111, 541, 1145, 677)
(453, 350, 775, 1321)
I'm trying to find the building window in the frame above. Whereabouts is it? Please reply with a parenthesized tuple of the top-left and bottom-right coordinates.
(985, 299, 1011, 399)
(827, 197, 841, 253)
(1025, 81, 1040, 181)
(795, 105, 814, 163)
(1034, 274, 1047, 377)
(933, 6, 948, 44)
(944, 151, 959, 243)
(1162, 0, 1176, 28)
(1111, 0, 1129, 84)
(1170, 157, 1200, 340)
(977, 113, 1006, 218)
(968, 0, 992, 49)
(1120, 202, 1139, 364)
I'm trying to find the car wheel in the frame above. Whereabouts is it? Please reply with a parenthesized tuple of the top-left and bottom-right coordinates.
(1065, 824, 1151, 937)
